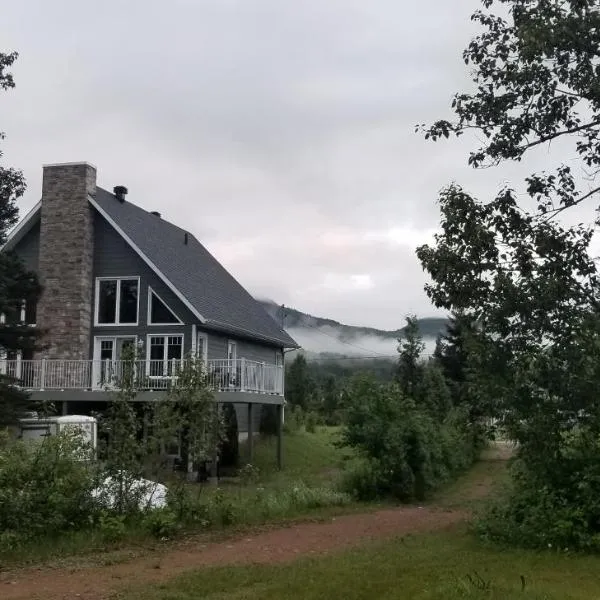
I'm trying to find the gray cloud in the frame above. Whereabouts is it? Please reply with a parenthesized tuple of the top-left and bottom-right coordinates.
(3, 0, 583, 330)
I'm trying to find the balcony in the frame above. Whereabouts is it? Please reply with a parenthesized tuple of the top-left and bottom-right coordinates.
(0, 358, 284, 396)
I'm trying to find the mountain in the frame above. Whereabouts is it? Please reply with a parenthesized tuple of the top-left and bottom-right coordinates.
(258, 300, 448, 359)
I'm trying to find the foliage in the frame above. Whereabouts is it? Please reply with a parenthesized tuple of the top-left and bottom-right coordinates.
(99, 345, 147, 514)
(339, 373, 478, 501)
(0, 51, 43, 426)
(219, 402, 239, 469)
(396, 315, 425, 397)
(416, 0, 600, 551)
(285, 354, 317, 410)
(0, 431, 99, 548)
(478, 430, 600, 552)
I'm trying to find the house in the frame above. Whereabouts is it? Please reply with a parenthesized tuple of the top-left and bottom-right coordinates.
(1, 162, 298, 466)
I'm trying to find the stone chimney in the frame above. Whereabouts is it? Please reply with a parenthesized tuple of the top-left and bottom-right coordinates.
(37, 162, 96, 359)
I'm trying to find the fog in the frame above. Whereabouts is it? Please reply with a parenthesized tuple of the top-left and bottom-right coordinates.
(287, 326, 438, 359)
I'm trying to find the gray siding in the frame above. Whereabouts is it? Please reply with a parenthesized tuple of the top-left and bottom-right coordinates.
(202, 331, 282, 365)
(12, 221, 40, 272)
(82, 212, 284, 367)
(91, 213, 197, 356)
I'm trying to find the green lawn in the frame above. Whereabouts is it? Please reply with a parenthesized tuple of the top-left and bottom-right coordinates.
(120, 530, 600, 600)
(239, 426, 354, 486)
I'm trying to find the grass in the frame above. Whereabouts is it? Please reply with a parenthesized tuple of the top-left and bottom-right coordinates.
(120, 529, 600, 600)
(240, 425, 354, 486)
(0, 428, 360, 567)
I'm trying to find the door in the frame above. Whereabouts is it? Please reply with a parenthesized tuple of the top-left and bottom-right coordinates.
(93, 336, 136, 389)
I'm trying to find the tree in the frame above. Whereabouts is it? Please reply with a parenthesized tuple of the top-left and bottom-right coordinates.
(416, 1, 600, 549)
(0, 52, 42, 426)
(396, 316, 425, 397)
(285, 354, 317, 410)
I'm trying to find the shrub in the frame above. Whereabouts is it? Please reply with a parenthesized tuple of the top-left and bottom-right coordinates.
(0, 431, 99, 541)
(477, 431, 600, 551)
(219, 403, 239, 469)
(283, 404, 305, 434)
(144, 508, 179, 539)
(305, 411, 319, 433)
(339, 374, 478, 502)
(97, 512, 127, 543)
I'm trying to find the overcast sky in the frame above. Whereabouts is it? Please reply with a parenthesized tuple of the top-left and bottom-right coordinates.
(2, 1, 588, 330)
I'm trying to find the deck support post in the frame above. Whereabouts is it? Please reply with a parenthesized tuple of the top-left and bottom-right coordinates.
(247, 403, 254, 463)
(277, 403, 283, 470)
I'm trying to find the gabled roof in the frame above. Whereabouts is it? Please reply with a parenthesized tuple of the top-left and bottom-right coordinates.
(3, 189, 298, 348)
(92, 188, 297, 347)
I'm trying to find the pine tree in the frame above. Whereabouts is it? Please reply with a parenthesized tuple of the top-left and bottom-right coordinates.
(0, 52, 42, 426)
(396, 316, 424, 397)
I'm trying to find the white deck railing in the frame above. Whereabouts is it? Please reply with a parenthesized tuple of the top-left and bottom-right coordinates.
(0, 358, 284, 396)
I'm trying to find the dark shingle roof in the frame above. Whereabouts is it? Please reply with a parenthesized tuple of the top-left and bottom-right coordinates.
(92, 187, 297, 348)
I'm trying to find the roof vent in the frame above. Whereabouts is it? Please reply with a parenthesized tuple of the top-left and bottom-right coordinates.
(150, 211, 161, 218)
(113, 186, 128, 202)
(184, 232, 189, 245)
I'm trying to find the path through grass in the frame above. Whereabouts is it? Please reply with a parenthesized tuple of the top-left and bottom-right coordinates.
(121, 529, 600, 600)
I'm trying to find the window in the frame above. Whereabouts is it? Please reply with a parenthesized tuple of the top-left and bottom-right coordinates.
(147, 334, 183, 377)
(95, 278, 139, 325)
(24, 299, 36, 325)
(148, 288, 182, 325)
(196, 332, 208, 364)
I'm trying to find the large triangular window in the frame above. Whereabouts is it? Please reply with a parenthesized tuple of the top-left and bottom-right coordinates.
(148, 288, 182, 325)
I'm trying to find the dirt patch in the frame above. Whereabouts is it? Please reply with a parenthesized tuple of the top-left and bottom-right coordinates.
(0, 506, 467, 600)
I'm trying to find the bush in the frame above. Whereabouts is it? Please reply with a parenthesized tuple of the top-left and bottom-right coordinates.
(283, 405, 305, 434)
(477, 432, 600, 551)
(220, 403, 239, 469)
(339, 375, 478, 502)
(0, 431, 99, 542)
(144, 508, 179, 539)
(305, 411, 319, 433)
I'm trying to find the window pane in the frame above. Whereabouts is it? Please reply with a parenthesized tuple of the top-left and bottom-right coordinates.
(167, 336, 183, 375)
(150, 337, 164, 360)
(150, 291, 179, 324)
(119, 280, 138, 324)
(98, 280, 117, 323)
(25, 299, 37, 325)
(100, 340, 114, 361)
(149, 337, 164, 376)
(167, 336, 183, 360)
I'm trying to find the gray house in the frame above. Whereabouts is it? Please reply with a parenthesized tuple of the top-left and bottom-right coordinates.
(2, 162, 298, 464)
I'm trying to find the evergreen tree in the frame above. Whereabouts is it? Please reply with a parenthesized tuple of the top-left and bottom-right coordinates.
(0, 52, 42, 426)
(433, 312, 477, 404)
(396, 316, 424, 398)
(285, 354, 317, 410)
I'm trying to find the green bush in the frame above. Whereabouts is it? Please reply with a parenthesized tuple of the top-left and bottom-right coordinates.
(0, 431, 99, 542)
(339, 375, 478, 502)
(305, 411, 319, 433)
(283, 405, 305, 434)
(144, 508, 179, 539)
(97, 512, 127, 543)
(477, 432, 600, 551)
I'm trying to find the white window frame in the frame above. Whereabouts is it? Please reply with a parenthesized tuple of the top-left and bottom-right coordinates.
(146, 333, 184, 377)
(147, 286, 183, 326)
(196, 331, 208, 365)
(94, 276, 140, 327)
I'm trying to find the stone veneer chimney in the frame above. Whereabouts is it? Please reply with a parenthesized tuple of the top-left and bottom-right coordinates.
(37, 162, 96, 359)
